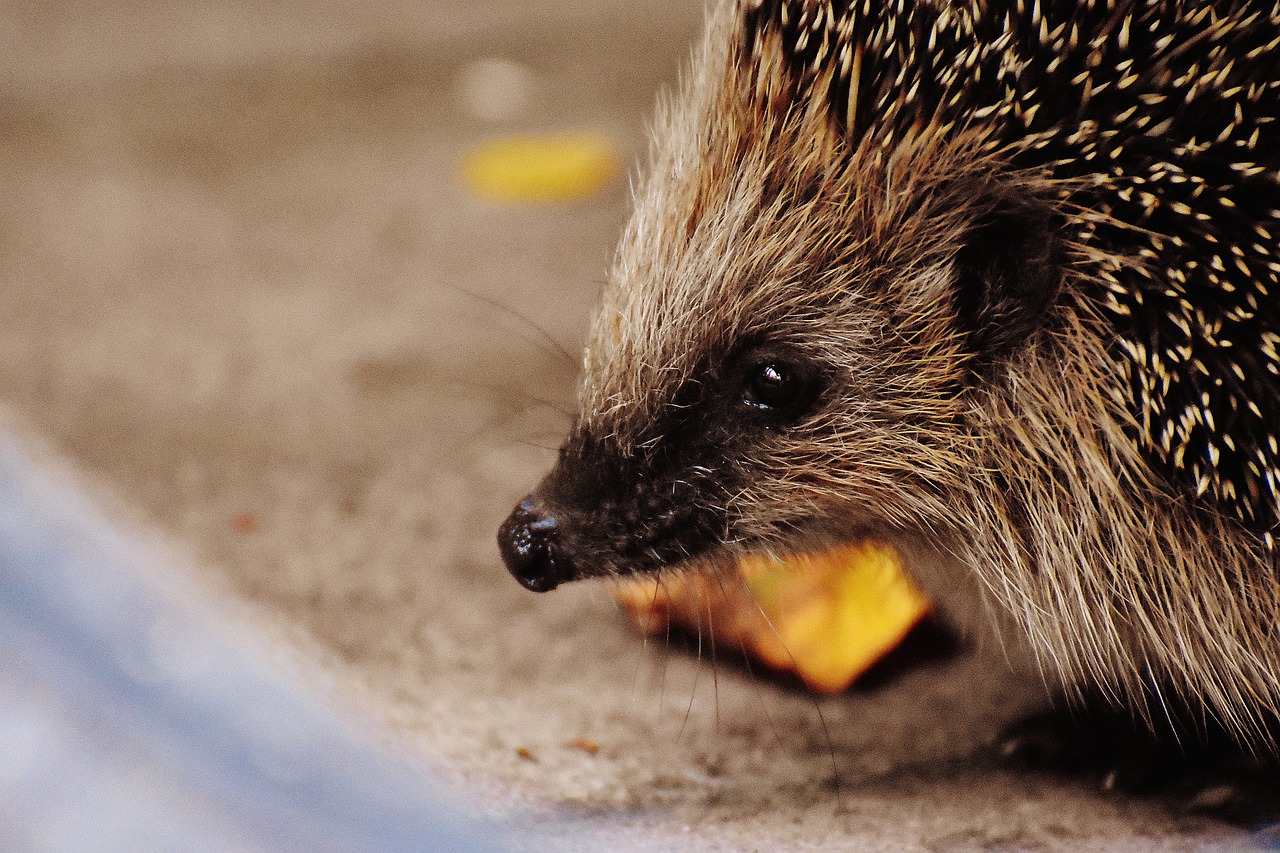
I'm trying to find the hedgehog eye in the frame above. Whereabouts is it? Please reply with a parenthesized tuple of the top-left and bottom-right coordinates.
(742, 362, 799, 410)
(737, 354, 823, 424)
(729, 344, 823, 424)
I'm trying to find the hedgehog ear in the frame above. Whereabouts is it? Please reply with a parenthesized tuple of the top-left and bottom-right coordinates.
(951, 192, 1063, 366)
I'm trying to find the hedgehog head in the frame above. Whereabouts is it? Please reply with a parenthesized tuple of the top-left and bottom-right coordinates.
(498, 0, 1065, 591)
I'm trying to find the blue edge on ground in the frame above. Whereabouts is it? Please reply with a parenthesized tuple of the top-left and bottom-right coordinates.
(0, 434, 511, 852)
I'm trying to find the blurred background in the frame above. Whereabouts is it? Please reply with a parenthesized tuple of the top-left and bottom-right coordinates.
(0, 1, 1259, 849)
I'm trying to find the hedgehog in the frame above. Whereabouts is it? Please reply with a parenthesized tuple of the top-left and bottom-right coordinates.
(498, 0, 1280, 782)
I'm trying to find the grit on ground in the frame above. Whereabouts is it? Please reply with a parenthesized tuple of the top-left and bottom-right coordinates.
(0, 1, 1257, 849)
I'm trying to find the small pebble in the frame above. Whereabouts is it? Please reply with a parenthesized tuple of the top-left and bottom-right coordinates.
(569, 737, 600, 755)
(231, 513, 258, 534)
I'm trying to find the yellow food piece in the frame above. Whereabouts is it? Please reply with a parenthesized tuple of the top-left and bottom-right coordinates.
(615, 541, 931, 693)
(462, 133, 619, 202)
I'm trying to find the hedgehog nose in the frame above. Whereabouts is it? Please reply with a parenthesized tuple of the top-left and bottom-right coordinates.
(498, 496, 573, 593)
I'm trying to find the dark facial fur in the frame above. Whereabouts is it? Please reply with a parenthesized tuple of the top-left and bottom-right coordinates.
(499, 0, 1280, 743)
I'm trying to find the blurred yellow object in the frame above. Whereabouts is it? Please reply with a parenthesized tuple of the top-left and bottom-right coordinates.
(615, 541, 931, 693)
(462, 133, 620, 202)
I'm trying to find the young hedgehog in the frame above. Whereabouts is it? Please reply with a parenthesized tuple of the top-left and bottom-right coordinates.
(499, 0, 1280, 777)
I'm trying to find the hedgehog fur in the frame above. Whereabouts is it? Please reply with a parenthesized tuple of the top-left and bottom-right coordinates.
(500, 0, 1280, 745)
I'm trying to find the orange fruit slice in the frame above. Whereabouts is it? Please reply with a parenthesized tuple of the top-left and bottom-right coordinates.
(616, 541, 931, 693)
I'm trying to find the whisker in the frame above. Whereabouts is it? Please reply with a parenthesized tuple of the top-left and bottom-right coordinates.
(507, 438, 560, 452)
(713, 572, 790, 755)
(677, 578, 703, 745)
(735, 570, 844, 813)
(445, 284, 579, 368)
(706, 579, 721, 731)
(460, 408, 564, 452)
(448, 375, 575, 421)
(658, 574, 675, 716)
(630, 575, 664, 700)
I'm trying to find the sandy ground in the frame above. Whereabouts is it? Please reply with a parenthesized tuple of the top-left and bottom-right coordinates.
(0, 0, 1263, 849)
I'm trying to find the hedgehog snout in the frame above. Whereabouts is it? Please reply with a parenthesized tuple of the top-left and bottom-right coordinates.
(498, 495, 576, 593)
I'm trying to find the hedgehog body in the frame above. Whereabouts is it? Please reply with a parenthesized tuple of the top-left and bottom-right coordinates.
(499, 0, 1280, 744)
